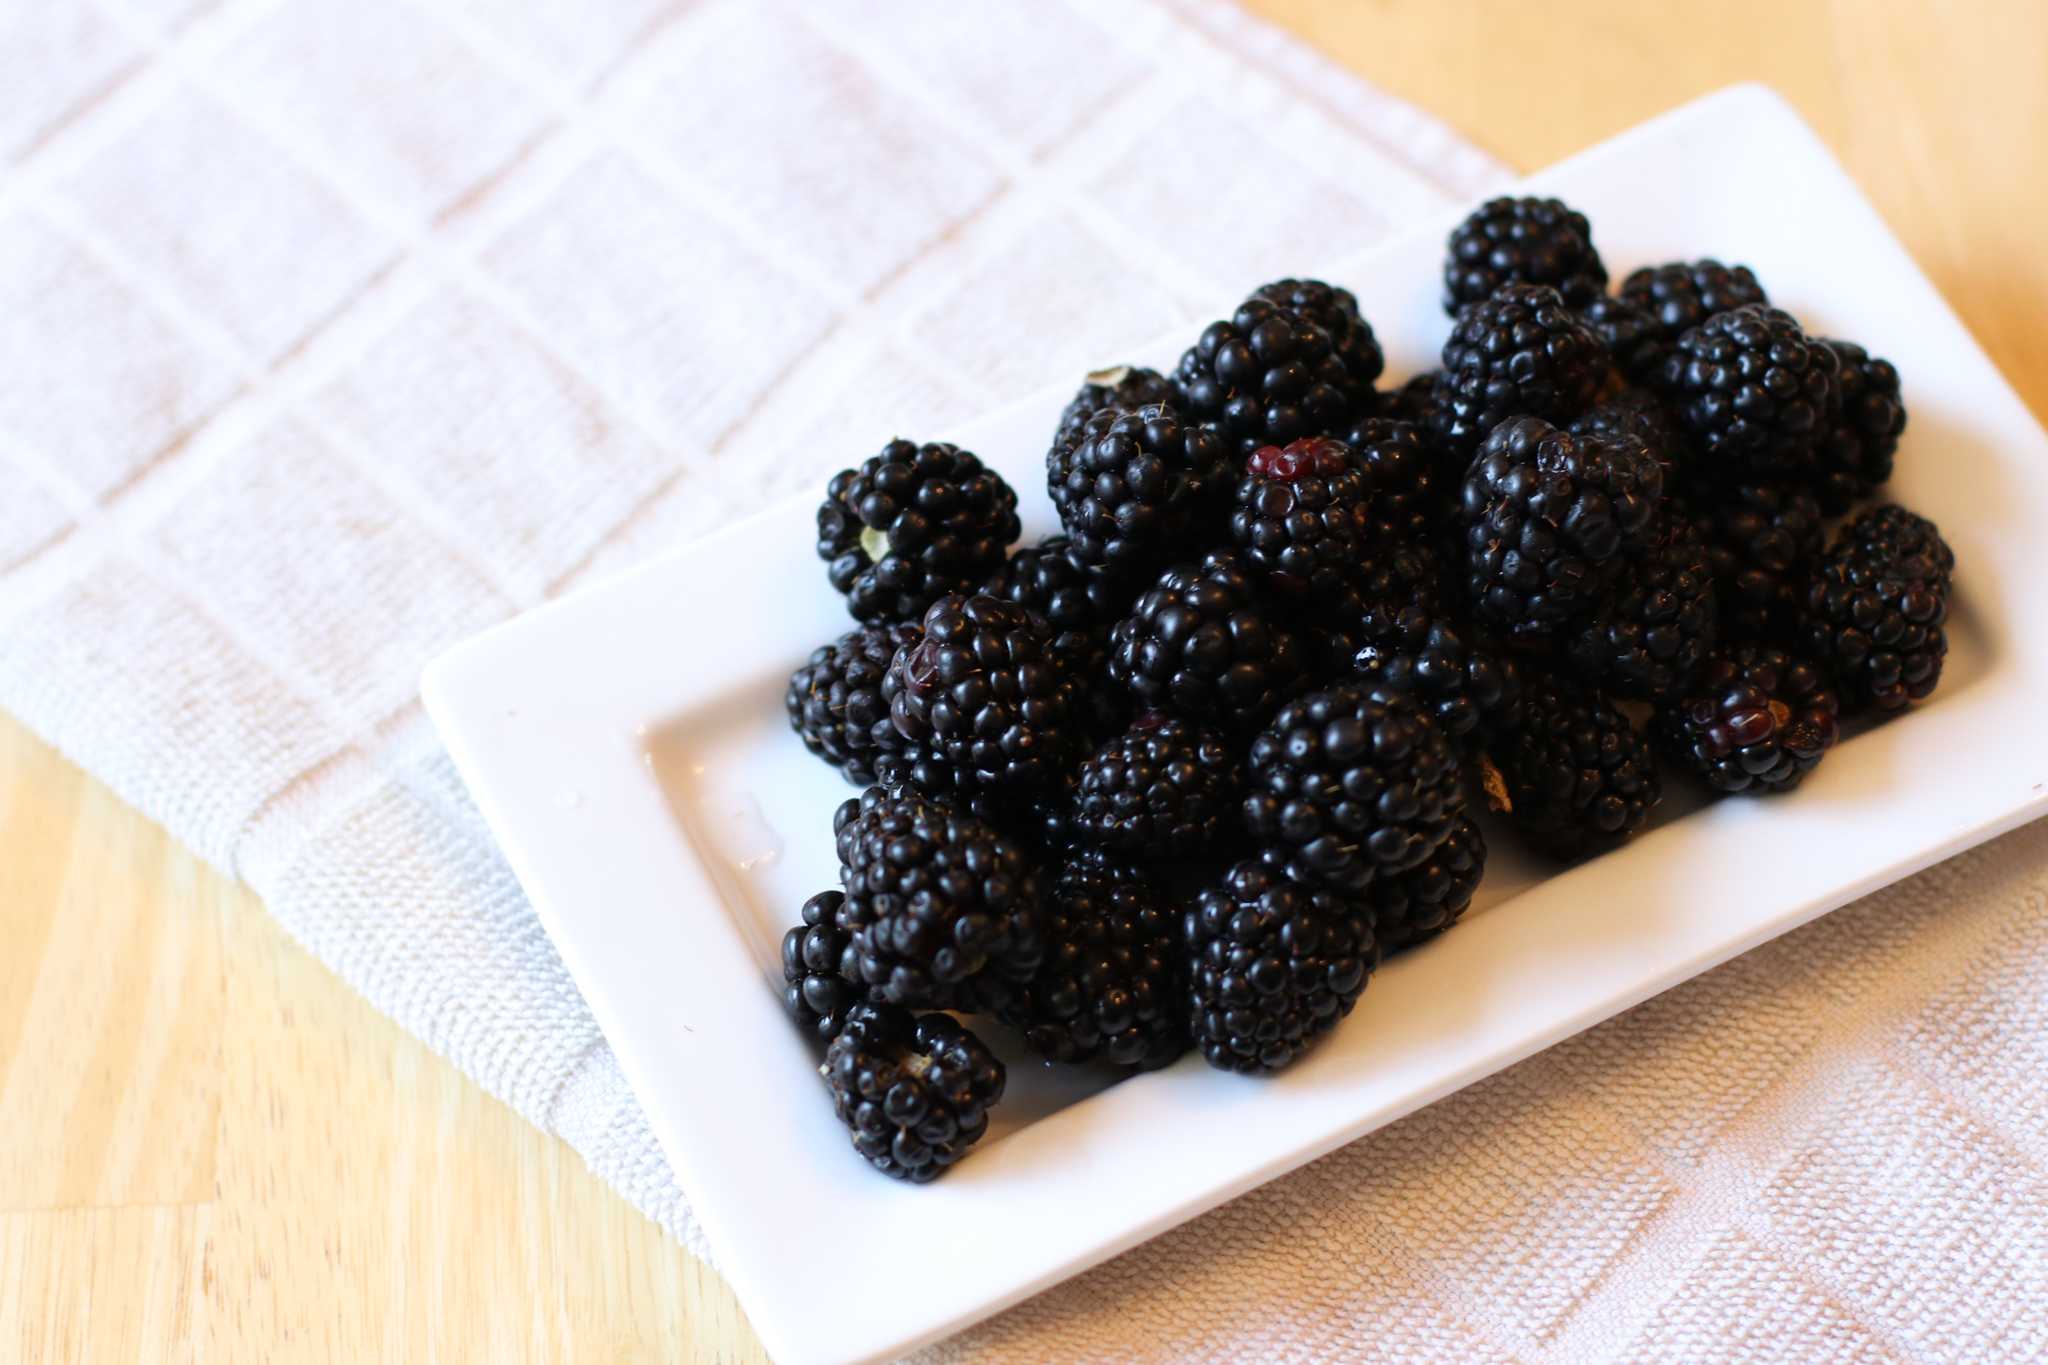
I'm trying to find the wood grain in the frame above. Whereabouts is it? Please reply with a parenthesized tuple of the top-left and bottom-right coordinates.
(5, 3, 2046, 1360)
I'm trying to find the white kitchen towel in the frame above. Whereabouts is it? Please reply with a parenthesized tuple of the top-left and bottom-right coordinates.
(1, 1, 2041, 1360)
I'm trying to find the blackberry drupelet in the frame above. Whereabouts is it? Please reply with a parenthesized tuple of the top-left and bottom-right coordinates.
(781, 890, 876, 1041)
(1459, 415, 1664, 639)
(1800, 506, 1953, 713)
(1185, 852, 1377, 1074)
(1048, 401, 1232, 578)
(1652, 305, 1840, 486)
(1346, 599, 1523, 751)
(833, 784, 1045, 1010)
(1367, 815, 1486, 952)
(1053, 365, 1175, 455)
(884, 594, 1082, 792)
(1071, 712, 1241, 861)
(1433, 283, 1608, 458)
(823, 1002, 1004, 1182)
(1695, 483, 1826, 644)
(818, 440, 1020, 622)
(1107, 550, 1305, 731)
(785, 622, 924, 786)
(1580, 294, 1666, 383)
(1571, 387, 1689, 492)
(1655, 645, 1840, 794)
(1814, 341, 1905, 514)
(1442, 195, 1607, 312)
(1228, 437, 1374, 599)
(1619, 259, 1770, 344)
(998, 849, 1188, 1070)
(1492, 671, 1661, 859)
(978, 534, 1130, 735)
(1565, 512, 1719, 701)
(1243, 684, 1464, 891)
(1171, 281, 1378, 455)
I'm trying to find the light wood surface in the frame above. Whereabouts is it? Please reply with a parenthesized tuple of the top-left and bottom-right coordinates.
(6, 3, 2045, 1360)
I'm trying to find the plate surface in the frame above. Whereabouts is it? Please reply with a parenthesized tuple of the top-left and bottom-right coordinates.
(423, 85, 2048, 1365)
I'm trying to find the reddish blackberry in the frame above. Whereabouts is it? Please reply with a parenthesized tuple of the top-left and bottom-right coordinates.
(1053, 365, 1175, 455)
(1580, 294, 1666, 382)
(818, 440, 1019, 622)
(781, 890, 878, 1041)
(1229, 436, 1374, 599)
(1442, 196, 1607, 312)
(785, 622, 924, 786)
(1565, 512, 1719, 701)
(1071, 712, 1241, 861)
(1048, 402, 1232, 578)
(1367, 815, 1485, 952)
(1346, 599, 1524, 751)
(1694, 483, 1826, 644)
(1433, 283, 1608, 457)
(833, 785, 1045, 1011)
(1108, 550, 1305, 731)
(1799, 506, 1952, 713)
(998, 849, 1188, 1070)
(883, 594, 1082, 792)
(978, 534, 1130, 736)
(1491, 671, 1660, 859)
(1815, 340, 1906, 513)
(1172, 281, 1378, 455)
(1655, 645, 1840, 795)
(1619, 259, 1770, 344)
(1652, 304, 1840, 486)
(1186, 852, 1377, 1074)
(823, 1002, 1004, 1182)
(1459, 415, 1664, 639)
(1244, 684, 1464, 891)
(1571, 387, 1689, 492)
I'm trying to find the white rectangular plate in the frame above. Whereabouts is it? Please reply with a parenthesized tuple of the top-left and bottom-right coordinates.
(423, 85, 2048, 1365)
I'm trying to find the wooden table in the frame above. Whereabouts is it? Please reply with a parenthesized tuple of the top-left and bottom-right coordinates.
(6, 3, 2044, 1359)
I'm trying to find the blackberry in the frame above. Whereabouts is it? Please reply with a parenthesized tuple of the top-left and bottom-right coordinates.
(884, 594, 1082, 792)
(1228, 437, 1374, 599)
(1346, 599, 1523, 751)
(1491, 671, 1660, 859)
(1571, 387, 1689, 492)
(1186, 852, 1377, 1074)
(1108, 550, 1305, 731)
(1048, 402, 1232, 578)
(1655, 645, 1840, 795)
(833, 785, 1045, 1010)
(1442, 195, 1607, 312)
(823, 1003, 1004, 1182)
(1311, 542, 1451, 679)
(998, 849, 1187, 1070)
(1053, 364, 1175, 455)
(1433, 283, 1608, 458)
(1378, 370, 1444, 428)
(1800, 506, 1952, 713)
(781, 890, 878, 1041)
(785, 622, 923, 786)
(818, 440, 1019, 622)
(1071, 712, 1241, 861)
(1653, 305, 1839, 486)
(978, 534, 1130, 735)
(1249, 277, 1386, 399)
(1815, 340, 1906, 514)
(1367, 815, 1486, 952)
(1619, 259, 1770, 345)
(1341, 416, 1442, 541)
(1171, 281, 1378, 455)
(1459, 415, 1664, 639)
(1580, 294, 1666, 382)
(1695, 483, 1826, 644)
(1244, 684, 1464, 891)
(1565, 512, 1719, 701)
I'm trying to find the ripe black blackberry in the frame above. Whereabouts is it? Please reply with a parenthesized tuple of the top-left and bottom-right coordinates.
(1618, 259, 1770, 345)
(1459, 415, 1664, 639)
(1433, 283, 1608, 457)
(785, 622, 923, 786)
(1815, 339, 1906, 513)
(1565, 513, 1719, 701)
(1048, 402, 1232, 578)
(1071, 712, 1241, 861)
(1442, 196, 1607, 312)
(1108, 550, 1305, 731)
(1228, 436, 1374, 599)
(1655, 645, 1840, 795)
(1800, 506, 1953, 713)
(1243, 684, 1464, 891)
(1172, 280, 1379, 455)
(1490, 671, 1661, 859)
(1694, 483, 1826, 644)
(1346, 599, 1524, 751)
(823, 1002, 1004, 1182)
(1571, 387, 1689, 492)
(818, 440, 1020, 622)
(1053, 365, 1175, 455)
(1367, 816, 1486, 952)
(781, 890, 877, 1041)
(833, 784, 1045, 1011)
(884, 594, 1082, 792)
(1310, 541, 1451, 680)
(998, 849, 1188, 1070)
(1339, 415, 1443, 541)
(978, 534, 1130, 736)
(1579, 294, 1666, 383)
(1652, 304, 1840, 486)
(1186, 852, 1377, 1074)
(1377, 370, 1445, 429)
